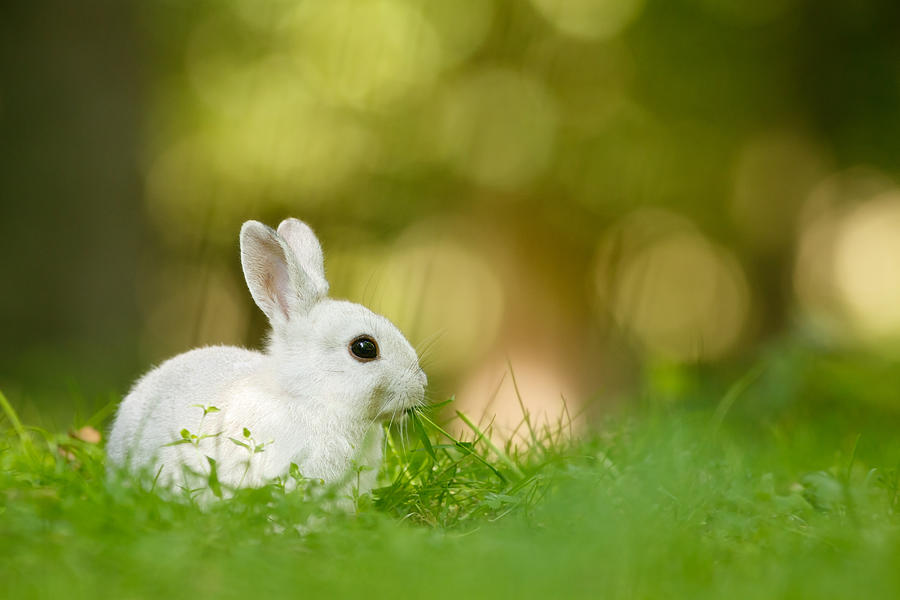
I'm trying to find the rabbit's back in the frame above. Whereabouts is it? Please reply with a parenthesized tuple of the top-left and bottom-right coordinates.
(106, 346, 264, 472)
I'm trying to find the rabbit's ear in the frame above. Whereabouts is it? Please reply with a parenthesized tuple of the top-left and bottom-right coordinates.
(276, 218, 329, 299)
(240, 220, 326, 322)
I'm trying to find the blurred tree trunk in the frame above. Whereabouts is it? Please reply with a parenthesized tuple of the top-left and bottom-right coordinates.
(0, 0, 145, 394)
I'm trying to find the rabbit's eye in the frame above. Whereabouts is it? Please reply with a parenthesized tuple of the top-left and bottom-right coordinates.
(349, 335, 379, 362)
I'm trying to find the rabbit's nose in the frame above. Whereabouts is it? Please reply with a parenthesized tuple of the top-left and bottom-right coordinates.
(417, 369, 428, 388)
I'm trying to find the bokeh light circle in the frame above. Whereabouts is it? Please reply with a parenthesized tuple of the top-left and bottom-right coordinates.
(284, 0, 444, 111)
(437, 68, 558, 190)
(793, 170, 900, 345)
(833, 192, 900, 340)
(328, 224, 505, 374)
(418, 0, 495, 66)
(596, 211, 750, 361)
(530, 0, 645, 41)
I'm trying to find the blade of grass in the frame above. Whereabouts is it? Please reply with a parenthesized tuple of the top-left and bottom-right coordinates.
(711, 363, 765, 433)
(409, 409, 437, 461)
(0, 389, 28, 445)
(84, 397, 119, 430)
(413, 409, 507, 483)
(507, 359, 540, 451)
(456, 410, 524, 479)
(424, 396, 456, 412)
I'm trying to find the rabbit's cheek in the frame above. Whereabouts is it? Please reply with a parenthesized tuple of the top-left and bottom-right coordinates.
(366, 384, 393, 418)
(370, 380, 423, 421)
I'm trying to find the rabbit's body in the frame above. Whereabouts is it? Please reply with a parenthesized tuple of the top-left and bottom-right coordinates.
(107, 219, 424, 497)
(107, 345, 383, 490)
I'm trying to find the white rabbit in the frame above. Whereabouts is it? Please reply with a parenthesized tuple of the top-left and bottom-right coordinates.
(106, 218, 427, 498)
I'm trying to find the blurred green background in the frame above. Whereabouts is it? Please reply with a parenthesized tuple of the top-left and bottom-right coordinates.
(2, 0, 899, 431)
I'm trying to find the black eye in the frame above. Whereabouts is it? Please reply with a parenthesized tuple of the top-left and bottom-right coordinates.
(349, 335, 379, 361)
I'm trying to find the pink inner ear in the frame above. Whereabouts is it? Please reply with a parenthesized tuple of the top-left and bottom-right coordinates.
(242, 225, 296, 321)
(262, 253, 295, 320)
(262, 271, 283, 319)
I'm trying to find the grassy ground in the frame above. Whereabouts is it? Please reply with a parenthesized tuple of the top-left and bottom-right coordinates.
(3, 346, 900, 599)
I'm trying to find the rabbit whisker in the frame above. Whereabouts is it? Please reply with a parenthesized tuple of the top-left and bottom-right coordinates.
(415, 329, 444, 356)
(388, 407, 397, 432)
(400, 415, 408, 451)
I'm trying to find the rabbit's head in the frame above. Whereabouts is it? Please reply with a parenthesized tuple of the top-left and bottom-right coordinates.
(240, 218, 427, 423)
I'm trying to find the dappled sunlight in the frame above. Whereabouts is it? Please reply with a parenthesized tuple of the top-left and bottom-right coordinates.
(210, 95, 375, 193)
(145, 91, 374, 225)
(526, 36, 633, 131)
(436, 68, 558, 190)
(414, 0, 495, 67)
(530, 0, 645, 41)
(833, 192, 900, 340)
(232, 0, 495, 80)
(328, 222, 505, 375)
(595, 210, 751, 361)
(185, 14, 281, 117)
(793, 169, 900, 346)
(282, 0, 445, 111)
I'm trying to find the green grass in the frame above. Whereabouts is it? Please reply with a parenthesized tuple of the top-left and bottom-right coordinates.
(3, 348, 900, 599)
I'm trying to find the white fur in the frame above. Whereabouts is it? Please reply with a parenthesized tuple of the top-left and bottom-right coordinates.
(106, 218, 426, 497)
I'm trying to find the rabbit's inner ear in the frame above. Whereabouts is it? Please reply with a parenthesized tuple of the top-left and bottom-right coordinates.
(241, 222, 302, 321)
(261, 269, 293, 319)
